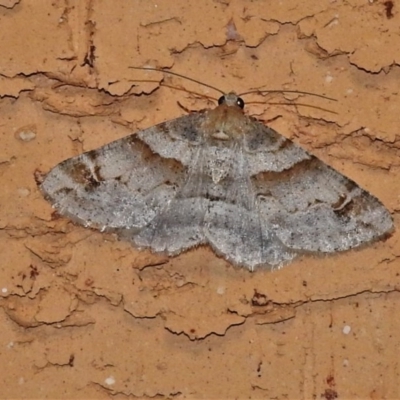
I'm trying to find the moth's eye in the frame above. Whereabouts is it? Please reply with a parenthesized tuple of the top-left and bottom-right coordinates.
(237, 97, 244, 109)
(218, 96, 225, 105)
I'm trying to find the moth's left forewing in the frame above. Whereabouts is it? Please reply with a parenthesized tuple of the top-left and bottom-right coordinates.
(40, 133, 185, 231)
(137, 113, 206, 165)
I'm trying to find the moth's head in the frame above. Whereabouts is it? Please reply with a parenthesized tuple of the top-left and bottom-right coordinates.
(218, 92, 245, 109)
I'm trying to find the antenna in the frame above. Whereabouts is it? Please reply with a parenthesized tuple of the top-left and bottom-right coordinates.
(129, 66, 336, 103)
(238, 89, 336, 102)
(238, 89, 337, 101)
(129, 66, 225, 95)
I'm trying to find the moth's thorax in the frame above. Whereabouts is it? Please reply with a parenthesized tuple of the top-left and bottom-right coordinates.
(201, 102, 249, 141)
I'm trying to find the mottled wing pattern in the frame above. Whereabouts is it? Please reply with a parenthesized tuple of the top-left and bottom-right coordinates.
(130, 132, 295, 269)
(40, 132, 186, 231)
(254, 152, 393, 253)
(41, 96, 393, 270)
(126, 143, 209, 255)
(244, 119, 393, 254)
(242, 118, 313, 174)
(137, 113, 205, 165)
(195, 114, 394, 257)
(199, 139, 295, 269)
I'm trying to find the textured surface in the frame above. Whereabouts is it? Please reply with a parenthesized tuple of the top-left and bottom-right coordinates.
(1, 1, 400, 399)
(41, 93, 393, 270)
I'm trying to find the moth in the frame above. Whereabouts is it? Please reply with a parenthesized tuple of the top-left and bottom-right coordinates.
(39, 69, 394, 271)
